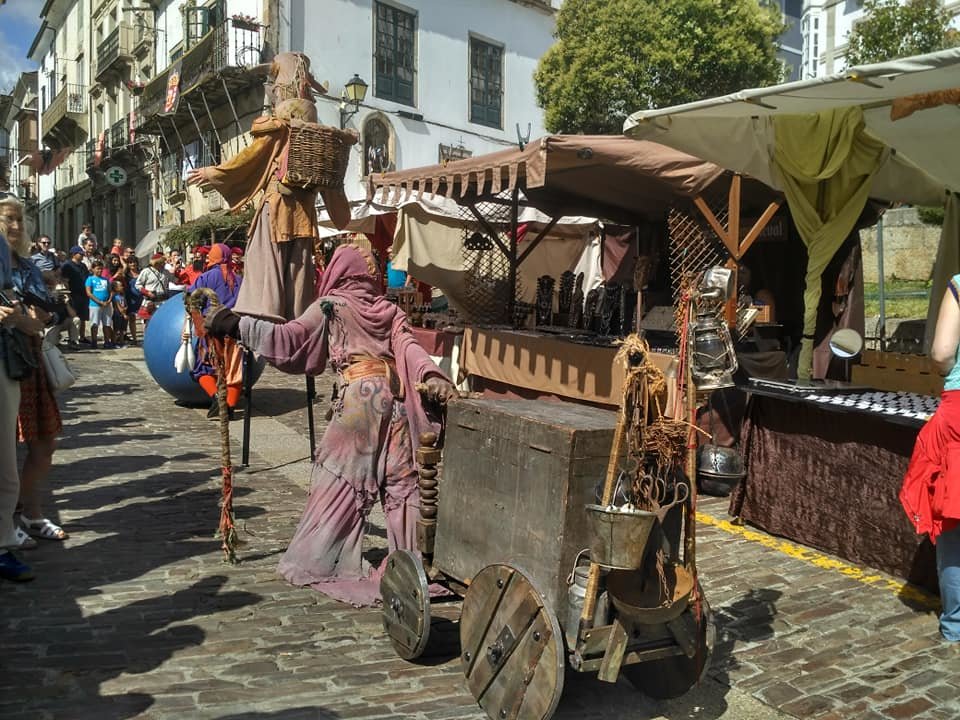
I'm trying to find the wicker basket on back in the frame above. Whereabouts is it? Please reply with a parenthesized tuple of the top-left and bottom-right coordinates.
(282, 122, 357, 193)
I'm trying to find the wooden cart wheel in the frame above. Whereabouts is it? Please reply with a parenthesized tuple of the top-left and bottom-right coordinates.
(380, 549, 431, 660)
(459, 563, 565, 720)
(621, 589, 716, 699)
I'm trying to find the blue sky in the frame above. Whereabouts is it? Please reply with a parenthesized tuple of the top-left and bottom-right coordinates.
(0, 0, 44, 92)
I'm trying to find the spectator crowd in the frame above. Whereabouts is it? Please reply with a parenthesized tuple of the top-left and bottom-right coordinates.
(0, 207, 245, 582)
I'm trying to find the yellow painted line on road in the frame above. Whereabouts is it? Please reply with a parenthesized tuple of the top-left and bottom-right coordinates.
(696, 511, 940, 610)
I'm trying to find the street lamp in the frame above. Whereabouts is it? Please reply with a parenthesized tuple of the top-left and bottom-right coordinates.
(339, 74, 368, 128)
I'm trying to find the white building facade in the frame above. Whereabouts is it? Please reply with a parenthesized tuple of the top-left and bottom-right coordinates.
(801, 0, 960, 78)
(278, 0, 560, 204)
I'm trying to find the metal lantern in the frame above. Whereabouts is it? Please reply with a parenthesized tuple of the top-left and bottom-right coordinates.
(688, 267, 738, 391)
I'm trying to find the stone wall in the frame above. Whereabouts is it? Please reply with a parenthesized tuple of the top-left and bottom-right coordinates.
(859, 207, 941, 283)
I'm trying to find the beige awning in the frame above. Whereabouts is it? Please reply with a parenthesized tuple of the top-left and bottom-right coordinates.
(623, 48, 960, 206)
(369, 135, 745, 223)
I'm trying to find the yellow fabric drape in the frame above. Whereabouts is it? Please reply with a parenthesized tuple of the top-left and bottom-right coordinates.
(773, 107, 885, 379)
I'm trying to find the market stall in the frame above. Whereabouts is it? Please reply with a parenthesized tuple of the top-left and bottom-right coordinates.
(369, 135, 786, 408)
(623, 49, 960, 588)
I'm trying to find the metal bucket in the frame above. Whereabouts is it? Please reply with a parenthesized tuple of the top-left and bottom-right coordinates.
(606, 564, 695, 625)
(584, 504, 657, 570)
(565, 550, 609, 648)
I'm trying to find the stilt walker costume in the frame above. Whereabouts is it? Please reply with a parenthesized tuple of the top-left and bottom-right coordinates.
(187, 52, 356, 322)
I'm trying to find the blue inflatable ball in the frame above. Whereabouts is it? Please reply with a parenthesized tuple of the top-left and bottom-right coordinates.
(142, 293, 264, 406)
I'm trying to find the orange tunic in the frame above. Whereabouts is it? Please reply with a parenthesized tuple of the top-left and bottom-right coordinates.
(203, 116, 319, 243)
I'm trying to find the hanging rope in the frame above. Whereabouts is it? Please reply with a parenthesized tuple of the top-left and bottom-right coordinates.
(222, 76, 249, 148)
(168, 116, 194, 169)
(200, 88, 225, 148)
(185, 287, 239, 564)
(186, 101, 211, 156)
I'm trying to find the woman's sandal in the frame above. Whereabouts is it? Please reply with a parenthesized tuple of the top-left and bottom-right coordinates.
(20, 516, 68, 541)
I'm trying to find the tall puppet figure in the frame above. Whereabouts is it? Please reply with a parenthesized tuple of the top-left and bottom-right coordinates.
(189, 244, 243, 417)
(204, 244, 458, 606)
(187, 52, 355, 322)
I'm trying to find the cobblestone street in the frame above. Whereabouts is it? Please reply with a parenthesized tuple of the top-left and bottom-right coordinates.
(2, 348, 959, 720)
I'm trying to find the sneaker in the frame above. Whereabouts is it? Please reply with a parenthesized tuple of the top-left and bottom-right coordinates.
(0, 551, 34, 582)
(104, 342, 117, 349)
(12, 527, 37, 551)
(207, 400, 220, 419)
(79, 337, 91, 345)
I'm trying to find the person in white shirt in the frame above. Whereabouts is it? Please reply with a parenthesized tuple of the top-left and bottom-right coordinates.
(135, 253, 185, 323)
(76, 224, 98, 252)
(80, 238, 101, 271)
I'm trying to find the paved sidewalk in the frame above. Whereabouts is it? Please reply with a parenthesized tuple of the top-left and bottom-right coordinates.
(0, 347, 957, 720)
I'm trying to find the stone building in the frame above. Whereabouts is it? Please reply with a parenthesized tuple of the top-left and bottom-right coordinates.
(0, 72, 40, 235)
(801, 0, 960, 79)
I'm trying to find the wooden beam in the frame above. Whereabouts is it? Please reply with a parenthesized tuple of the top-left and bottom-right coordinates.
(728, 174, 741, 257)
(517, 216, 559, 266)
(693, 195, 737, 257)
(738, 200, 783, 258)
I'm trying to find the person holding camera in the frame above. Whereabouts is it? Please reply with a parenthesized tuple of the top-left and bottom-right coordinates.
(3, 196, 67, 558)
(135, 252, 175, 325)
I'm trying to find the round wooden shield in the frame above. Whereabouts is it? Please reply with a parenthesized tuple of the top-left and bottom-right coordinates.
(380, 549, 431, 660)
(621, 588, 716, 699)
(460, 564, 565, 720)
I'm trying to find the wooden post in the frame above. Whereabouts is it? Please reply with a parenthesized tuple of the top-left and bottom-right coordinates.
(416, 431, 442, 560)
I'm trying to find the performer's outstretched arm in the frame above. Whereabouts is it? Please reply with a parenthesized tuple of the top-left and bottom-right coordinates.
(236, 301, 329, 377)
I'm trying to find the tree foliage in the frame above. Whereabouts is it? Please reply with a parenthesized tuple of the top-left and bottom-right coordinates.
(534, 0, 786, 135)
(164, 206, 254, 250)
(845, 0, 960, 66)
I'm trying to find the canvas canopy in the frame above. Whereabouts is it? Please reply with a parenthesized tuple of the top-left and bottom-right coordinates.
(369, 135, 738, 224)
(624, 48, 960, 377)
(623, 48, 960, 206)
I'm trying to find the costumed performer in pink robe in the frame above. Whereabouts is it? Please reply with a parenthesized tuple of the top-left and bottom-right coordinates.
(203, 244, 458, 606)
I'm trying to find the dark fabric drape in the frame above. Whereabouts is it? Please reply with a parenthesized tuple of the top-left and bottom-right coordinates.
(730, 395, 938, 593)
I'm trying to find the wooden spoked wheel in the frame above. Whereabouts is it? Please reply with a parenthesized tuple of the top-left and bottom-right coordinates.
(380, 550, 431, 660)
(621, 588, 716, 699)
(460, 564, 565, 720)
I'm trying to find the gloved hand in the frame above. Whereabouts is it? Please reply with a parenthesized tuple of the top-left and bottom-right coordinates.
(419, 376, 459, 405)
(204, 306, 241, 339)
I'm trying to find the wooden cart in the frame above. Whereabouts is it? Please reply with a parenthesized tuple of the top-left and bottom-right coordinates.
(380, 398, 715, 720)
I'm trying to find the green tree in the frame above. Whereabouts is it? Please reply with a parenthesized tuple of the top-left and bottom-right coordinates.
(845, 0, 959, 66)
(534, 0, 785, 135)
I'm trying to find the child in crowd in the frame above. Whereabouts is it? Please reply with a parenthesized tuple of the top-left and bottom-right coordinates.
(85, 259, 115, 349)
(112, 280, 128, 346)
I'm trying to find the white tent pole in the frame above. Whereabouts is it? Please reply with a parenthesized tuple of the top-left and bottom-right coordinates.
(877, 215, 886, 350)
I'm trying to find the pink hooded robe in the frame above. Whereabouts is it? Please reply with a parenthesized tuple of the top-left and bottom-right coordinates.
(236, 245, 447, 605)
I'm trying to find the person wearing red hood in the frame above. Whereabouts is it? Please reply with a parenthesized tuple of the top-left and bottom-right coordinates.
(188, 243, 243, 419)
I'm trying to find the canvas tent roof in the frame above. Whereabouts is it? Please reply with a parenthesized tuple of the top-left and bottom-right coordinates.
(368, 135, 774, 223)
(623, 48, 960, 207)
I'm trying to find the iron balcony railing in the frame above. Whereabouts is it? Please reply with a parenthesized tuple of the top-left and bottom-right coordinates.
(138, 18, 264, 124)
(96, 25, 134, 80)
(110, 117, 129, 149)
(42, 83, 87, 144)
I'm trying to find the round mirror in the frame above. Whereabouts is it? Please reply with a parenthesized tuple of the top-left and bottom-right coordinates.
(829, 328, 864, 359)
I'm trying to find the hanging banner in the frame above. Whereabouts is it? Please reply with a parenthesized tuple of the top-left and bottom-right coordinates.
(164, 59, 183, 114)
(94, 131, 106, 168)
(128, 109, 138, 144)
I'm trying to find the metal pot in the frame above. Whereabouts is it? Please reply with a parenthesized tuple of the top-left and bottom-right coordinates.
(697, 444, 746, 497)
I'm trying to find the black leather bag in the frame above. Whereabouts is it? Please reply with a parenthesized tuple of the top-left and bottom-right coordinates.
(0, 327, 38, 381)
